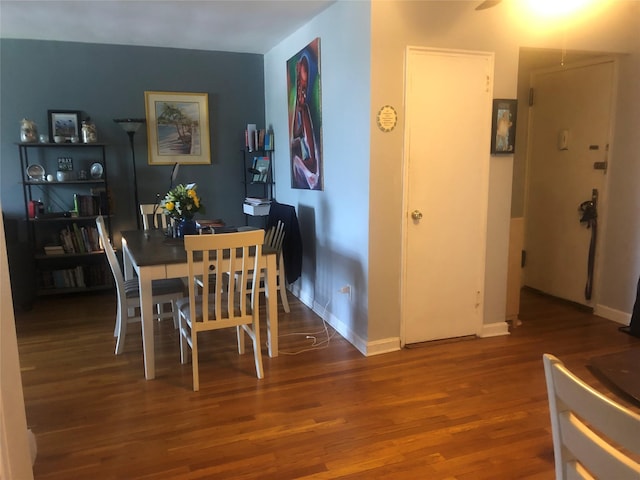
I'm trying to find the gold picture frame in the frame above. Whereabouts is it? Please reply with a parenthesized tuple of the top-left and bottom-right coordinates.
(144, 91, 211, 165)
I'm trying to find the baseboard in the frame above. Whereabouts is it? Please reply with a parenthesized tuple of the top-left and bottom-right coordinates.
(594, 304, 630, 326)
(479, 321, 510, 338)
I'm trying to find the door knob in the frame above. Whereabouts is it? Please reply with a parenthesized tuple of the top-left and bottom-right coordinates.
(411, 210, 423, 220)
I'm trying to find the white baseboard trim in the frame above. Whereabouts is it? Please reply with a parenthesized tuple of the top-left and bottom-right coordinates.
(479, 321, 510, 338)
(594, 304, 630, 326)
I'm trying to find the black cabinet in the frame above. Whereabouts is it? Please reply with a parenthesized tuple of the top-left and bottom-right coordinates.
(18, 142, 113, 296)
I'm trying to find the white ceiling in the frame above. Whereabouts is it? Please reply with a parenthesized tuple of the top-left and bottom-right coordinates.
(0, 0, 336, 54)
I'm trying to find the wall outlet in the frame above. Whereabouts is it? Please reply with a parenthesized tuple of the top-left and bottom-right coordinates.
(338, 284, 351, 300)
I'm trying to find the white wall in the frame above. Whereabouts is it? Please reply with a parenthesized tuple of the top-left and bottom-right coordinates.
(267, 0, 640, 353)
(264, 1, 372, 349)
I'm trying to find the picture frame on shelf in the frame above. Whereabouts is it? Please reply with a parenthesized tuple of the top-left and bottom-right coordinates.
(48, 110, 81, 143)
(490, 99, 517, 154)
(144, 91, 211, 165)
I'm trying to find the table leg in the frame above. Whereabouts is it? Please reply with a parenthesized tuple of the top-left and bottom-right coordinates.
(264, 254, 278, 357)
(122, 243, 134, 281)
(139, 274, 156, 379)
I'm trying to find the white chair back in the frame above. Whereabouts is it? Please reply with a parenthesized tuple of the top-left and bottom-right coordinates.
(96, 215, 125, 295)
(179, 230, 265, 390)
(139, 204, 168, 230)
(542, 353, 640, 479)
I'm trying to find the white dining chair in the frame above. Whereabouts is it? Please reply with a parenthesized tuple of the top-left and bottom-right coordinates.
(177, 229, 265, 391)
(542, 353, 640, 479)
(96, 216, 185, 354)
(232, 221, 290, 313)
(139, 203, 168, 230)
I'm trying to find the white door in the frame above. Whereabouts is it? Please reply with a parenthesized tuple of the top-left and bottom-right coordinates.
(524, 60, 614, 306)
(403, 48, 493, 344)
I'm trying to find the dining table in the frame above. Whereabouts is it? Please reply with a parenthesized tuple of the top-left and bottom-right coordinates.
(120, 228, 279, 380)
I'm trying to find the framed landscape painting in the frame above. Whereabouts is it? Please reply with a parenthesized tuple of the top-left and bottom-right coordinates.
(144, 91, 211, 165)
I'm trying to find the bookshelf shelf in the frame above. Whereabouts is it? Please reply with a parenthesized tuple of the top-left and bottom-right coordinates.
(18, 141, 113, 297)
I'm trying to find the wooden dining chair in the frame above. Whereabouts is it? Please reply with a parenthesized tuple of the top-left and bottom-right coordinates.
(139, 203, 168, 230)
(177, 229, 265, 391)
(231, 221, 290, 313)
(96, 216, 185, 354)
(542, 353, 640, 479)
(178, 230, 264, 391)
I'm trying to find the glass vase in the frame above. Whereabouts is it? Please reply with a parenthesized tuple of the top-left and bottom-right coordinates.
(177, 219, 198, 238)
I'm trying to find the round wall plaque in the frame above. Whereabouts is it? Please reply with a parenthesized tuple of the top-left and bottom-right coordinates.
(376, 105, 398, 132)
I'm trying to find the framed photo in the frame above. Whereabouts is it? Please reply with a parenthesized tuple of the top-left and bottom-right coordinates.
(287, 37, 323, 190)
(490, 99, 517, 154)
(48, 110, 80, 142)
(144, 91, 211, 165)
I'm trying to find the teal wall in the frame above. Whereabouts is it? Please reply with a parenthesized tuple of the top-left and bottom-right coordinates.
(0, 39, 266, 308)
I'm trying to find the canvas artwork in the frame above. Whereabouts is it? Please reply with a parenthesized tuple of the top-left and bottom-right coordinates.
(287, 38, 323, 190)
(144, 91, 211, 165)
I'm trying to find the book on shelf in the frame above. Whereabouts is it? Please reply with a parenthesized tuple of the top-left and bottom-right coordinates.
(264, 131, 274, 151)
(59, 224, 102, 254)
(43, 245, 65, 255)
(251, 156, 270, 182)
(246, 124, 257, 151)
(89, 187, 110, 215)
(73, 194, 101, 216)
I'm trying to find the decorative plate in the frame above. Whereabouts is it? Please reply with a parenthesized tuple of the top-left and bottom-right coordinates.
(90, 162, 103, 179)
(26, 164, 45, 180)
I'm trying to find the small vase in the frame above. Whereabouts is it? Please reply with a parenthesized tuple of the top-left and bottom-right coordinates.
(177, 219, 198, 238)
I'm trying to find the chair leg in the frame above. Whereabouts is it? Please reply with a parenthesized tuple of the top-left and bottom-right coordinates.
(171, 301, 179, 329)
(179, 314, 189, 365)
(252, 315, 264, 379)
(115, 299, 127, 355)
(278, 275, 290, 313)
(236, 325, 245, 354)
(191, 331, 199, 392)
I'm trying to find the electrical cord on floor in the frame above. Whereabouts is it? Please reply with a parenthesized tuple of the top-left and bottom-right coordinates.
(271, 297, 338, 355)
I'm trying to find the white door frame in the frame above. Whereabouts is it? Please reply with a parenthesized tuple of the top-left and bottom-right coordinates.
(400, 46, 494, 346)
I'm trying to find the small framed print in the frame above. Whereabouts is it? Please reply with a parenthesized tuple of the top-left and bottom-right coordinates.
(490, 99, 517, 154)
(48, 110, 81, 142)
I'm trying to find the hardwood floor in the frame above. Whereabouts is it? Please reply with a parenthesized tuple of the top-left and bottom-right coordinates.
(15, 289, 640, 479)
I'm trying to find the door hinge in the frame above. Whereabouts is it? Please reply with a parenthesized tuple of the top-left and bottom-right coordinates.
(528, 88, 535, 106)
(521, 250, 527, 268)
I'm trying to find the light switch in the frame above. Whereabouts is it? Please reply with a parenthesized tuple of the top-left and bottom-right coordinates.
(558, 130, 569, 150)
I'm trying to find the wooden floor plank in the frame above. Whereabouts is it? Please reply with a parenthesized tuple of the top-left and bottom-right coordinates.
(15, 288, 640, 479)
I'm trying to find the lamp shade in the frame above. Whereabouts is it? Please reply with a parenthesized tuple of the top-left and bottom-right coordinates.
(113, 118, 146, 133)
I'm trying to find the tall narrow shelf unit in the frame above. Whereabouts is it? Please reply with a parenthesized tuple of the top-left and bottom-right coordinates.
(18, 142, 113, 296)
(242, 148, 274, 225)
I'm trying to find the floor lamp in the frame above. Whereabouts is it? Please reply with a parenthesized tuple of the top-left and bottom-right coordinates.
(113, 118, 146, 229)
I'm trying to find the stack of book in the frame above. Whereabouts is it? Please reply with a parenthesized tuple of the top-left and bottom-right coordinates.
(243, 197, 271, 216)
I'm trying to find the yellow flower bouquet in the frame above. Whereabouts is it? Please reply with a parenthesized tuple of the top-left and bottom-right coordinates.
(161, 183, 205, 221)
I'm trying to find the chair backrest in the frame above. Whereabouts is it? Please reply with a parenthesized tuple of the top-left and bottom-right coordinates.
(264, 220, 285, 252)
(542, 353, 640, 479)
(139, 204, 167, 230)
(96, 216, 126, 300)
(184, 230, 264, 328)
